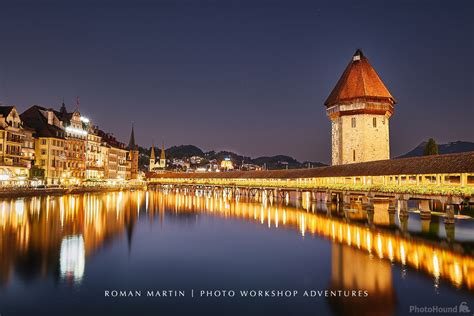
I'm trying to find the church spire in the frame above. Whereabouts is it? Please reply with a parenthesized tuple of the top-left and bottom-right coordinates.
(150, 142, 155, 160)
(60, 98, 67, 114)
(128, 123, 136, 150)
(160, 142, 166, 160)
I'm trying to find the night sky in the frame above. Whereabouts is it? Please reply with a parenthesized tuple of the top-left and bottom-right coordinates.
(0, 0, 472, 163)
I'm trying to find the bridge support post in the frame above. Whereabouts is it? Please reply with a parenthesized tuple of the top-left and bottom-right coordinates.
(398, 196, 409, 217)
(445, 204, 455, 224)
(441, 197, 456, 242)
(419, 200, 431, 219)
(397, 195, 410, 233)
(325, 190, 332, 204)
(418, 200, 432, 233)
(365, 198, 374, 226)
(388, 200, 396, 226)
(342, 193, 351, 210)
(295, 190, 301, 209)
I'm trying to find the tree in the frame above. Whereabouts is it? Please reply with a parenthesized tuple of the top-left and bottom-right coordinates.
(423, 138, 439, 156)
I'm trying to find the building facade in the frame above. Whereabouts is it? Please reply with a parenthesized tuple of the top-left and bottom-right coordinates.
(0, 106, 29, 185)
(20, 103, 134, 185)
(96, 130, 128, 181)
(325, 49, 396, 165)
(56, 104, 88, 184)
(21, 106, 67, 185)
(85, 131, 106, 179)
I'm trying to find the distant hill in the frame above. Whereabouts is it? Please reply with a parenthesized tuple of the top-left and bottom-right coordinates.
(167, 145, 204, 159)
(138, 144, 326, 170)
(397, 141, 474, 158)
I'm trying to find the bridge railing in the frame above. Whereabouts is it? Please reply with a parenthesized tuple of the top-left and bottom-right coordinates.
(147, 172, 474, 198)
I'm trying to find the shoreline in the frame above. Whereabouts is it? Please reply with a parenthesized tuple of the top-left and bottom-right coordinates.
(0, 184, 147, 199)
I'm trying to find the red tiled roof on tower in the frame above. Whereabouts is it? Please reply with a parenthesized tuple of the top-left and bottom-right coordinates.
(324, 49, 396, 107)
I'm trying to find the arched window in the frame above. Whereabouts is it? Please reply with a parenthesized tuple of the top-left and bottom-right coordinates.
(351, 117, 356, 128)
(353, 150, 356, 161)
(373, 117, 377, 128)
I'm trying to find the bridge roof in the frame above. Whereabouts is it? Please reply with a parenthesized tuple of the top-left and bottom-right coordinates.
(324, 49, 396, 107)
(147, 151, 474, 179)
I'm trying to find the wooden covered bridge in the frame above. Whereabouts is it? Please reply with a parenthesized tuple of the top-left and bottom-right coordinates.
(146, 151, 474, 222)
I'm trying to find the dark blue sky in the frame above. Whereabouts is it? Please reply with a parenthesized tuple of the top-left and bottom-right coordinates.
(0, 0, 472, 163)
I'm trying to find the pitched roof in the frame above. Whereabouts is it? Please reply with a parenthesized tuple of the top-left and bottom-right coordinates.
(324, 49, 396, 107)
(20, 105, 65, 139)
(97, 129, 126, 149)
(147, 151, 474, 179)
(0, 106, 14, 117)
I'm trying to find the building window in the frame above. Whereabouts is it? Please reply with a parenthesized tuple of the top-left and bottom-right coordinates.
(351, 117, 356, 128)
(373, 117, 377, 127)
(353, 150, 356, 162)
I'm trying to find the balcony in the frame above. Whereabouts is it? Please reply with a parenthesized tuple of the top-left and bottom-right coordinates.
(0, 157, 28, 168)
(6, 136, 23, 143)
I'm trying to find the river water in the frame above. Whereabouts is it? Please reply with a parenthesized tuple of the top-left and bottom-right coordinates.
(0, 190, 473, 316)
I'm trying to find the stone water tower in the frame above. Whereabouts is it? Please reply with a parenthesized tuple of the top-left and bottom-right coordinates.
(325, 49, 396, 165)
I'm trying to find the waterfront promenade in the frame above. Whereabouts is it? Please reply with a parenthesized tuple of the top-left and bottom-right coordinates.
(0, 182, 146, 198)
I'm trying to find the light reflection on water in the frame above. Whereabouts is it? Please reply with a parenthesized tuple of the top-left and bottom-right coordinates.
(0, 190, 473, 315)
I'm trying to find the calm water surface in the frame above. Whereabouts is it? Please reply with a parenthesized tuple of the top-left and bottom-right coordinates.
(0, 190, 473, 316)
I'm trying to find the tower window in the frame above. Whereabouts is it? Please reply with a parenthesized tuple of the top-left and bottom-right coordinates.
(373, 117, 377, 128)
(351, 117, 356, 128)
(353, 150, 356, 161)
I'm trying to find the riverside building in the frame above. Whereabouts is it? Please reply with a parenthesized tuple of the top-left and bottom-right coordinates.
(0, 106, 30, 185)
(17, 102, 138, 186)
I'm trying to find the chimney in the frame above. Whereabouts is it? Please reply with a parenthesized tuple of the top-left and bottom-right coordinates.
(47, 111, 54, 125)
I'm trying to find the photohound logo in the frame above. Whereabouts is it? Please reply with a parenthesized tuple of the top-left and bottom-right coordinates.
(459, 302, 470, 313)
(409, 301, 471, 314)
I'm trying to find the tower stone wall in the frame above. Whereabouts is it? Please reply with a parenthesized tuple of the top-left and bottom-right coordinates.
(330, 106, 390, 165)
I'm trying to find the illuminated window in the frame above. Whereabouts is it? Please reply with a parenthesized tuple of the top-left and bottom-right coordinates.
(351, 117, 356, 128)
(373, 117, 377, 127)
(468, 176, 474, 185)
(445, 176, 460, 184)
